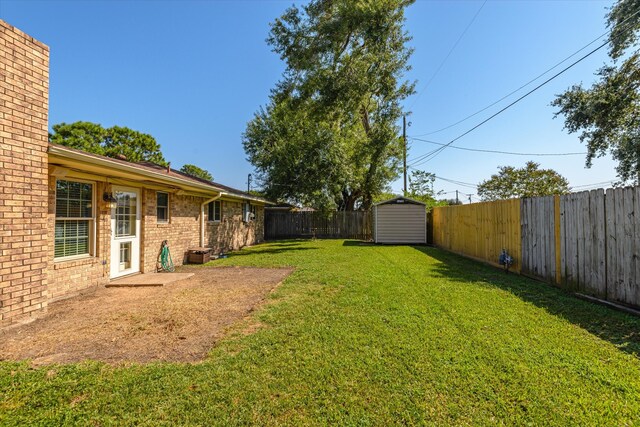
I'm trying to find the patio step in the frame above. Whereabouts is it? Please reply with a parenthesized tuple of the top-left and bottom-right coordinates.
(106, 273, 195, 288)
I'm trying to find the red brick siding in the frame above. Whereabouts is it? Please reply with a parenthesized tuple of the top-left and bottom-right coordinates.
(0, 21, 50, 327)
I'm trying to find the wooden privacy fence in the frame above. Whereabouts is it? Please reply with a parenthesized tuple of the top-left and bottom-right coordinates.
(265, 211, 372, 240)
(431, 186, 640, 308)
(430, 199, 522, 272)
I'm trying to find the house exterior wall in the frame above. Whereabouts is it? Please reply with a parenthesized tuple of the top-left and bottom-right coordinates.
(45, 185, 266, 303)
(205, 201, 264, 253)
(0, 21, 268, 328)
(47, 177, 110, 302)
(0, 21, 50, 327)
(142, 191, 266, 272)
(141, 189, 201, 272)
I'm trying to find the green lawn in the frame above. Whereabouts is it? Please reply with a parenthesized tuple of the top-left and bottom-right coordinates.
(2, 240, 640, 425)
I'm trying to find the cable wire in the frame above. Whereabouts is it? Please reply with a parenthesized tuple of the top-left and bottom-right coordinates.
(409, 136, 587, 156)
(411, 6, 640, 137)
(409, 0, 487, 110)
(408, 39, 610, 168)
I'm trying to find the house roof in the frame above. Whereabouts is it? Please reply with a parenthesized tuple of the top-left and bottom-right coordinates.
(373, 196, 426, 207)
(47, 143, 272, 205)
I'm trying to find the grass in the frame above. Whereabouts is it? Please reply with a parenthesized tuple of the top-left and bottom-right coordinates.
(2, 239, 640, 425)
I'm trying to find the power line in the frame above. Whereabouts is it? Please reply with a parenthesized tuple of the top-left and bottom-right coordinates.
(411, 6, 640, 137)
(571, 180, 617, 189)
(435, 176, 477, 189)
(409, 136, 586, 157)
(407, 165, 478, 189)
(409, 0, 487, 110)
(407, 39, 610, 168)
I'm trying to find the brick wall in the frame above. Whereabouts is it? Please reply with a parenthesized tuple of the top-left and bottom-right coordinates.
(205, 201, 264, 253)
(141, 191, 264, 271)
(46, 178, 110, 301)
(0, 21, 50, 327)
(142, 189, 201, 273)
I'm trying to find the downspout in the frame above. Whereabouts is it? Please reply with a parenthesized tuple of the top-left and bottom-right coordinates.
(200, 192, 225, 247)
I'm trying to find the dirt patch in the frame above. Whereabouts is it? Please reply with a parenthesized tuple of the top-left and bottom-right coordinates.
(0, 267, 292, 365)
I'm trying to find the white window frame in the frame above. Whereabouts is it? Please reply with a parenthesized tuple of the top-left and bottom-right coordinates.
(156, 191, 170, 223)
(208, 200, 222, 223)
(54, 178, 96, 261)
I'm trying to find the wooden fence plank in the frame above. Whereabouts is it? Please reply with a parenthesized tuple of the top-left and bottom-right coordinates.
(623, 188, 634, 305)
(632, 187, 640, 306)
(264, 211, 372, 240)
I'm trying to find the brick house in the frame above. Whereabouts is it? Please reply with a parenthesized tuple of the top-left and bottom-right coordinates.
(0, 21, 270, 328)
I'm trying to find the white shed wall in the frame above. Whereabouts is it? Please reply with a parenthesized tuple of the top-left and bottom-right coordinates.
(375, 203, 426, 244)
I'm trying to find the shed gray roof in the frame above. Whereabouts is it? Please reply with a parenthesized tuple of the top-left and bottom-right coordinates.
(373, 196, 426, 207)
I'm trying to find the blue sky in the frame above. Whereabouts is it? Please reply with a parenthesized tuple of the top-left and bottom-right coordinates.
(1, 0, 618, 200)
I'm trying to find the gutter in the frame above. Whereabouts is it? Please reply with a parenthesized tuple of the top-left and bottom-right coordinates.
(200, 193, 225, 247)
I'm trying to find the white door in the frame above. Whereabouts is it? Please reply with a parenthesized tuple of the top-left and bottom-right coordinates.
(110, 187, 141, 278)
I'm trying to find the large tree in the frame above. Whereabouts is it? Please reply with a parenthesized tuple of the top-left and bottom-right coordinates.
(243, 0, 415, 210)
(477, 161, 570, 201)
(50, 121, 167, 166)
(179, 164, 213, 181)
(552, 0, 640, 184)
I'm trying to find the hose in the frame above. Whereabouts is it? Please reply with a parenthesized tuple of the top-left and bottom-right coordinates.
(159, 240, 175, 272)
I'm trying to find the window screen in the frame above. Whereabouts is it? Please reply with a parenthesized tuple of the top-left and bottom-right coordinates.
(157, 192, 169, 223)
(54, 180, 93, 258)
(208, 200, 222, 222)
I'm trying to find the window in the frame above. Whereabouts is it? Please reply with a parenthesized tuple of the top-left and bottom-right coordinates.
(208, 200, 222, 222)
(157, 192, 169, 223)
(55, 180, 94, 259)
(115, 191, 137, 237)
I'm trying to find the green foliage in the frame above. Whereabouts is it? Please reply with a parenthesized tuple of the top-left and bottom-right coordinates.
(407, 169, 447, 210)
(244, 0, 415, 211)
(372, 191, 401, 204)
(3, 240, 640, 425)
(179, 164, 213, 181)
(553, 0, 640, 184)
(477, 161, 570, 201)
(441, 198, 463, 206)
(50, 121, 167, 166)
(371, 171, 446, 210)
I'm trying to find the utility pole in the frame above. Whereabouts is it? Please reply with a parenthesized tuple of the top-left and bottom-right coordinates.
(403, 115, 407, 196)
(456, 190, 459, 205)
(247, 174, 252, 193)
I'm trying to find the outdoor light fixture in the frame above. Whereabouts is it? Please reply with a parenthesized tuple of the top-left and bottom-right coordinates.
(103, 191, 117, 208)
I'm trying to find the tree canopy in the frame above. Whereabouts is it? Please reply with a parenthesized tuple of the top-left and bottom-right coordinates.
(179, 164, 213, 182)
(477, 161, 570, 201)
(243, 0, 415, 211)
(50, 121, 167, 166)
(407, 170, 446, 210)
(552, 0, 640, 184)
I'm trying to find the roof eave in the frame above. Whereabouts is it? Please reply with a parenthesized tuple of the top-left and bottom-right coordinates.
(48, 145, 274, 204)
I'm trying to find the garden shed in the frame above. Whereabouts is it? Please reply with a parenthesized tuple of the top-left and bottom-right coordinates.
(373, 197, 427, 244)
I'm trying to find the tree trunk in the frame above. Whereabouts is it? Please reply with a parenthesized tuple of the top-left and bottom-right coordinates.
(339, 189, 361, 211)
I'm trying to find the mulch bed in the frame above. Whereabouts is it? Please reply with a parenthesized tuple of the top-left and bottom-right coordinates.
(0, 266, 292, 365)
